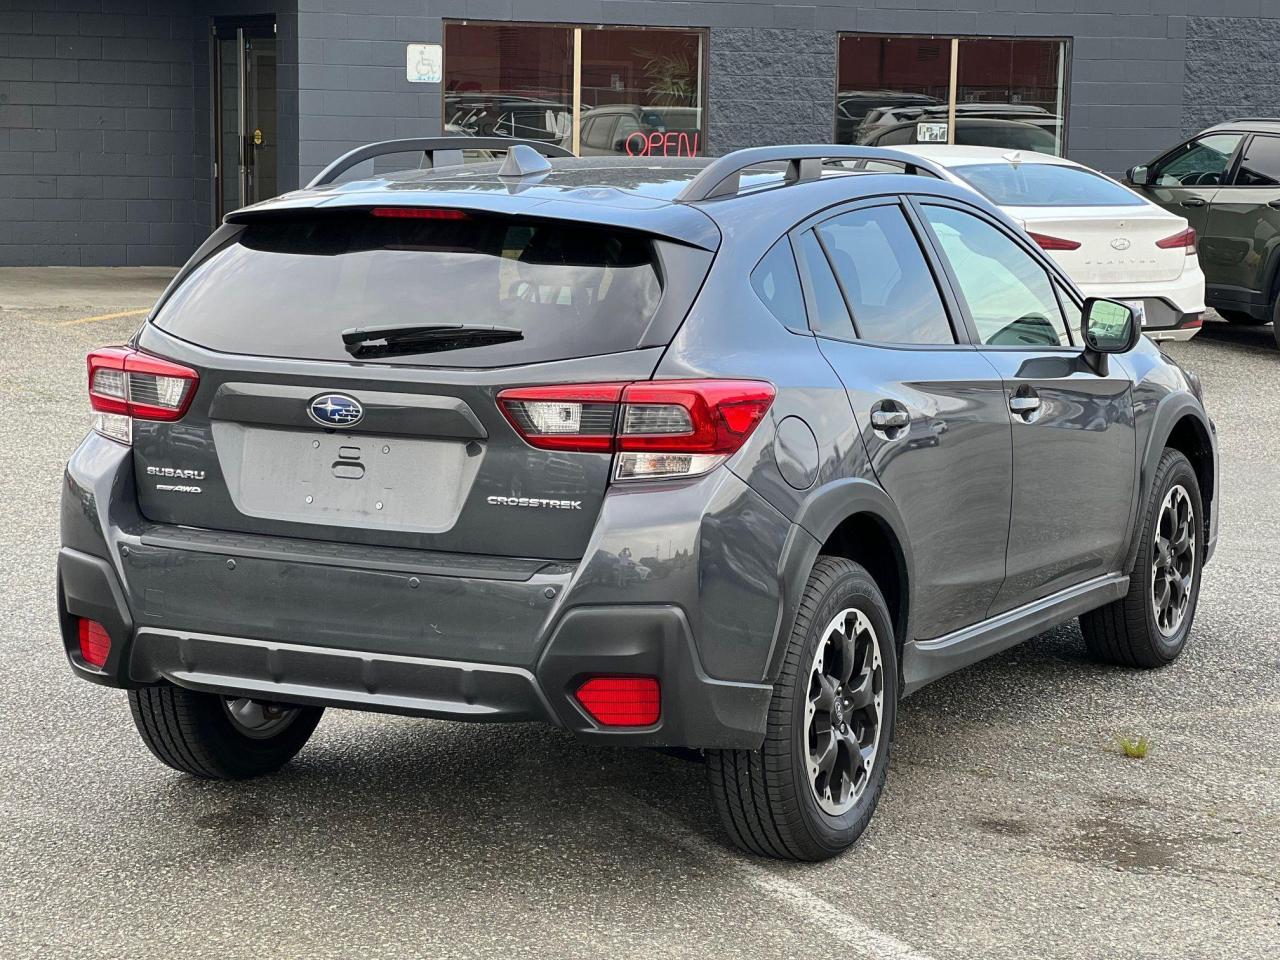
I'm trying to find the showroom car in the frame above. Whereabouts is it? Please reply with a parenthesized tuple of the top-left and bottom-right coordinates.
(57, 139, 1217, 861)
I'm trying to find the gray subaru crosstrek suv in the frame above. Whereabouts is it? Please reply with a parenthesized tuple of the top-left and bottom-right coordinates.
(58, 139, 1218, 860)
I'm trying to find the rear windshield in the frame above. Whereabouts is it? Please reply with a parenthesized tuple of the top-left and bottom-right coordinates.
(954, 163, 1142, 207)
(153, 212, 663, 367)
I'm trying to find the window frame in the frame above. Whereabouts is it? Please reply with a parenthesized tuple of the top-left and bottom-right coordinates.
(909, 195, 1080, 351)
(789, 195, 973, 350)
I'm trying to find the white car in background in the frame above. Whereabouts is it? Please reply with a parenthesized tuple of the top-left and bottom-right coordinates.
(899, 145, 1206, 341)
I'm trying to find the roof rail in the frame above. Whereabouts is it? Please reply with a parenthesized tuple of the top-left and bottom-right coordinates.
(675, 145, 951, 203)
(307, 137, 573, 189)
(1226, 117, 1280, 124)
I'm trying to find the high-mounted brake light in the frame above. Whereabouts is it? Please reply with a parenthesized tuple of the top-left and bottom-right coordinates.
(370, 206, 469, 220)
(87, 347, 199, 444)
(575, 676, 661, 727)
(1156, 226, 1197, 254)
(496, 379, 775, 481)
(1027, 231, 1081, 251)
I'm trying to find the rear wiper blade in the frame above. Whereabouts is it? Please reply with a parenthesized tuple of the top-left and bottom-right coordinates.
(341, 323, 523, 358)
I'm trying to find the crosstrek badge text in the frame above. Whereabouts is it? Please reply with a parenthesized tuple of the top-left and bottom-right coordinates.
(487, 496, 582, 510)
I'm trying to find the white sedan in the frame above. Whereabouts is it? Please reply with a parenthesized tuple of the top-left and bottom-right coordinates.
(899, 145, 1206, 341)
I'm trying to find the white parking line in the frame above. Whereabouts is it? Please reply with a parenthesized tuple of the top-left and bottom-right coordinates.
(621, 797, 938, 960)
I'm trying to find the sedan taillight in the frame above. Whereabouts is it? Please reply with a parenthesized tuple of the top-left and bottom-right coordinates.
(1156, 226, 1197, 254)
(87, 347, 199, 444)
(497, 379, 776, 481)
(1027, 231, 1082, 251)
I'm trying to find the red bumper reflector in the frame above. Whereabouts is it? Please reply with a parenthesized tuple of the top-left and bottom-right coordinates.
(77, 619, 111, 667)
(575, 676, 661, 727)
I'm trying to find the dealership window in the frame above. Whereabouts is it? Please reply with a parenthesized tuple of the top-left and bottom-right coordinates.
(837, 35, 1067, 155)
(444, 22, 705, 159)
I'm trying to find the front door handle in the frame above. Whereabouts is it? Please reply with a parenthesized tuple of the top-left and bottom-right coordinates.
(1180, 198, 1207, 208)
(1268, 200, 1280, 211)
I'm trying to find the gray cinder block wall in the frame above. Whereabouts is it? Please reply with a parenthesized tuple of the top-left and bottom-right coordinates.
(0, 1, 198, 267)
(2, 1, 1280, 267)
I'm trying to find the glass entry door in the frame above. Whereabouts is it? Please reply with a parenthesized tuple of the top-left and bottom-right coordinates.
(213, 19, 277, 219)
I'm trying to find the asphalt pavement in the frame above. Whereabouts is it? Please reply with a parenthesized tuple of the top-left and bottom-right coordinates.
(1, 268, 1276, 959)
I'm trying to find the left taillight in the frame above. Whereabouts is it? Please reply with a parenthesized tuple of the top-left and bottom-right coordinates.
(1027, 231, 1081, 251)
(1156, 226, 1197, 254)
(497, 379, 776, 481)
(87, 347, 199, 445)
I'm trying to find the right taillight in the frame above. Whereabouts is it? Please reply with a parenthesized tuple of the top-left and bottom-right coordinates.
(87, 347, 199, 445)
(1157, 226, 1197, 254)
(496, 379, 776, 481)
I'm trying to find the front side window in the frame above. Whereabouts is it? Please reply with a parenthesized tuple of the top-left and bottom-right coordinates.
(923, 205, 1069, 347)
(1150, 134, 1243, 187)
(1234, 135, 1280, 187)
(815, 205, 954, 345)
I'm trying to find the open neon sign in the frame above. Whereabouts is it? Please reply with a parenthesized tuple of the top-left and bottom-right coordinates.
(624, 131, 701, 158)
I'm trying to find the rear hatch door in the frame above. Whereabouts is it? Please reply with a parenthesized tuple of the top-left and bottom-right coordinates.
(132, 205, 711, 561)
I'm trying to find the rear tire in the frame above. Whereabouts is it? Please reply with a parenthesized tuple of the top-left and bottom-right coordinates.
(706, 557, 897, 860)
(1080, 448, 1203, 668)
(128, 684, 323, 779)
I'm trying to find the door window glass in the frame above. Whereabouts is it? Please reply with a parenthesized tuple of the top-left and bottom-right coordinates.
(751, 238, 807, 329)
(816, 205, 954, 345)
(923, 205, 1069, 347)
(1234, 135, 1280, 187)
(795, 231, 854, 338)
(1149, 134, 1243, 187)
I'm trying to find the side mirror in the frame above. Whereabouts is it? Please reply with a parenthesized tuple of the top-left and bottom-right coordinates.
(1127, 164, 1152, 186)
(1081, 297, 1139, 374)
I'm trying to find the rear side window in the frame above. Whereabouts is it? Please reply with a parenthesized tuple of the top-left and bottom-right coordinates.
(815, 205, 954, 345)
(751, 238, 806, 329)
(153, 212, 664, 367)
(955, 163, 1142, 207)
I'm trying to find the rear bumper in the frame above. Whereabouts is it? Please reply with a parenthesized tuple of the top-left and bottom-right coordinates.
(57, 432, 784, 749)
(1078, 269, 1206, 341)
(58, 546, 771, 747)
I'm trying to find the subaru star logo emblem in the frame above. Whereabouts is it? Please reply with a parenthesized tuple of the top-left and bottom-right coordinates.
(1110, 237, 1131, 251)
(308, 393, 364, 428)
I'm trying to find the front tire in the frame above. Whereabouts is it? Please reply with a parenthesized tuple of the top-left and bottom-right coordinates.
(128, 684, 323, 779)
(706, 557, 897, 860)
(1080, 448, 1203, 667)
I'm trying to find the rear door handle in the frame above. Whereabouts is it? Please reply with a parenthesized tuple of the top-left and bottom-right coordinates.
(1009, 389, 1042, 421)
(1180, 198, 1206, 208)
(869, 401, 910, 436)
(1268, 200, 1280, 210)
